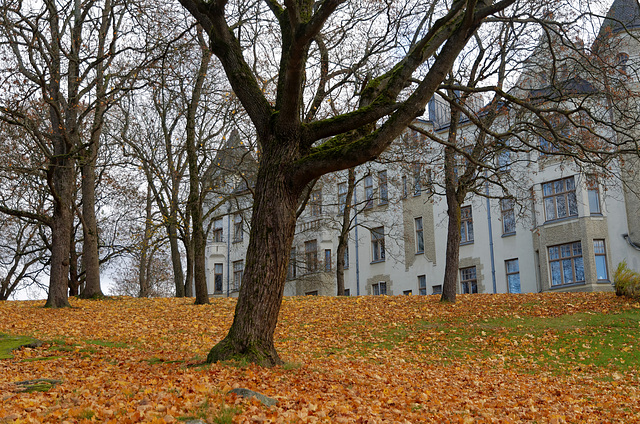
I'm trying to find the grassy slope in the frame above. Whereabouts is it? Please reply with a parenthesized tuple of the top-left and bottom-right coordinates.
(0, 292, 638, 423)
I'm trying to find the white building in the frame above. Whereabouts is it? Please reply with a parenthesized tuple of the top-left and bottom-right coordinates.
(204, 0, 640, 298)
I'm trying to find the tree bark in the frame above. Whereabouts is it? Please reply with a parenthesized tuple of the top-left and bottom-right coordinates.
(139, 185, 153, 298)
(169, 223, 186, 297)
(207, 143, 299, 366)
(336, 168, 355, 296)
(45, 132, 73, 308)
(79, 141, 103, 299)
(187, 27, 212, 305)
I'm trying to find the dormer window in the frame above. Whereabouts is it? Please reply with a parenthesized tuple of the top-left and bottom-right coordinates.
(616, 53, 629, 73)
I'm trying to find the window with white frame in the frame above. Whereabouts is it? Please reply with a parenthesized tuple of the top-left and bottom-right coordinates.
(214, 263, 223, 294)
(324, 249, 331, 272)
(305, 240, 318, 272)
(432, 285, 442, 295)
(372, 281, 387, 295)
(594, 240, 608, 281)
(378, 170, 388, 204)
(548, 242, 584, 286)
(344, 288, 350, 296)
(497, 140, 511, 172)
(415, 217, 424, 253)
(343, 246, 349, 269)
(402, 176, 408, 198)
(418, 275, 427, 295)
(288, 247, 297, 279)
(586, 175, 601, 215)
(403, 290, 412, 295)
(542, 176, 578, 221)
(460, 266, 478, 294)
(232, 260, 243, 291)
(213, 218, 224, 242)
(505, 259, 521, 293)
(233, 213, 243, 242)
(310, 190, 322, 216)
(413, 164, 421, 196)
(501, 198, 516, 235)
(460, 206, 474, 244)
(364, 175, 374, 208)
(338, 182, 348, 214)
(371, 227, 385, 262)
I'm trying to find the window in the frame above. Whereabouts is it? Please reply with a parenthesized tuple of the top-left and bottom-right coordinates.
(305, 240, 318, 272)
(501, 199, 516, 235)
(378, 170, 388, 204)
(403, 290, 413, 295)
(288, 247, 297, 279)
(305, 291, 318, 296)
(214, 263, 223, 294)
(616, 52, 629, 73)
(505, 259, 521, 293)
(539, 115, 568, 155)
(460, 266, 478, 294)
(402, 176, 408, 198)
(548, 242, 584, 286)
(415, 217, 424, 253)
(213, 218, 224, 242)
(310, 190, 322, 216)
(344, 289, 350, 296)
(497, 139, 511, 172)
(542, 176, 578, 221)
(594, 240, 608, 281)
(232, 260, 243, 291)
(372, 282, 387, 295)
(343, 246, 349, 269)
(418, 275, 427, 295)
(413, 164, 421, 196)
(233, 213, 243, 242)
(364, 175, 373, 208)
(460, 206, 474, 244)
(587, 176, 601, 215)
(338, 182, 348, 214)
(371, 227, 385, 262)
(324, 249, 332, 272)
(432, 285, 442, 295)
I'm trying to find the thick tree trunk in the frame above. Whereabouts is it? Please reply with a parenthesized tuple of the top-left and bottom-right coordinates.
(45, 144, 73, 308)
(207, 146, 299, 367)
(79, 142, 103, 299)
(336, 168, 355, 296)
(441, 192, 462, 303)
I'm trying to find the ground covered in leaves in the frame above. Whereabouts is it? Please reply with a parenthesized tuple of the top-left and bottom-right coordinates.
(1, 292, 639, 423)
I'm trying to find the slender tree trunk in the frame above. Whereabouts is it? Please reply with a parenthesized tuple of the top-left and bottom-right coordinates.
(168, 223, 186, 297)
(139, 186, 153, 297)
(79, 141, 103, 298)
(187, 27, 211, 305)
(336, 168, 355, 296)
(207, 145, 299, 366)
(184, 231, 194, 297)
(68, 233, 80, 297)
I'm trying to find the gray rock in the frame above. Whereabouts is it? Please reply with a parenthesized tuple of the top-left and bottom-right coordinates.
(229, 388, 277, 407)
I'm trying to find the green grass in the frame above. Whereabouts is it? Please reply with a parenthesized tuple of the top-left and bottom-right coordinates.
(413, 309, 640, 373)
(14, 378, 62, 393)
(85, 339, 129, 349)
(20, 355, 63, 362)
(0, 333, 39, 359)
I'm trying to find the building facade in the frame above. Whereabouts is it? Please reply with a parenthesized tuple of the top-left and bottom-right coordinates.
(204, 0, 640, 298)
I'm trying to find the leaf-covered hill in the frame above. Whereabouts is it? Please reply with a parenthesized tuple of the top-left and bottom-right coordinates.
(0, 292, 638, 423)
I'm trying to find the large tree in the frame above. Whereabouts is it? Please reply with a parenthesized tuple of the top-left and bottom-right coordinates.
(178, 0, 517, 366)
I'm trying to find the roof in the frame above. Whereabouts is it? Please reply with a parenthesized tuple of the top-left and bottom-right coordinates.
(597, 0, 640, 38)
(527, 76, 597, 103)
